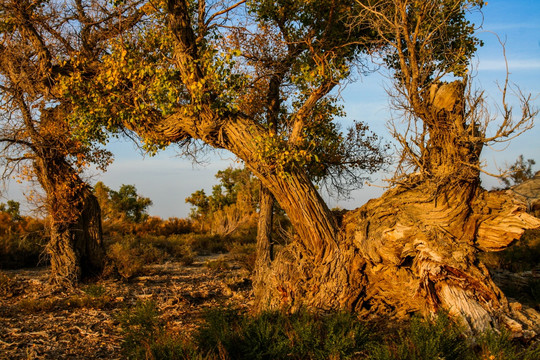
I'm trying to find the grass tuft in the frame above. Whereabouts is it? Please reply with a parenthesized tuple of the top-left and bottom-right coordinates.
(116, 305, 540, 360)
(117, 300, 198, 360)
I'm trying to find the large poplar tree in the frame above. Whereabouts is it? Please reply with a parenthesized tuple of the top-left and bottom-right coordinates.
(65, 0, 539, 333)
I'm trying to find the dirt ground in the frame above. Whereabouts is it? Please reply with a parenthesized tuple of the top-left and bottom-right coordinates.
(0, 254, 253, 359)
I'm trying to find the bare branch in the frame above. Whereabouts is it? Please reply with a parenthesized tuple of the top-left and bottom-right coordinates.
(205, 0, 247, 28)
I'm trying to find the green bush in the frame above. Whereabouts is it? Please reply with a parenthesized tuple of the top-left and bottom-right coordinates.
(114, 305, 540, 360)
(118, 300, 163, 359)
(477, 330, 540, 360)
(83, 284, 107, 297)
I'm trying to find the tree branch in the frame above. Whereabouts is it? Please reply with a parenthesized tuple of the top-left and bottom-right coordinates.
(288, 80, 337, 145)
(205, 0, 246, 28)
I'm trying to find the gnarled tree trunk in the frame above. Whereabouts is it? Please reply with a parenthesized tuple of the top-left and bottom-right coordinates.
(159, 81, 540, 334)
(35, 157, 104, 286)
(250, 83, 540, 335)
(254, 169, 540, 334)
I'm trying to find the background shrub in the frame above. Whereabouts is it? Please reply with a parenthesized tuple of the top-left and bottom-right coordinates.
(0, 213, 47, 269)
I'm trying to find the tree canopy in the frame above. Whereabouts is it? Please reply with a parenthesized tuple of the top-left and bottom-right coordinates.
(62, 0, 389, 194)
(95, 182, 153, 223)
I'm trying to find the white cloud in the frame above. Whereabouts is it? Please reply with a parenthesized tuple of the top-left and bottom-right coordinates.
(482, 22, 540, 31)
(477, 59, 540, 71)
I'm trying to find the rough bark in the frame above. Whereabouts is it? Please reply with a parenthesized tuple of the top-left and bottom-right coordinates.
(250, 83, 540, 335)
(35, 157, 104, 286)
(46, 190, 104, 286)
(158, 75, 540, 334)
(254, 179, 540, 333)
(253, 185, 274, 308)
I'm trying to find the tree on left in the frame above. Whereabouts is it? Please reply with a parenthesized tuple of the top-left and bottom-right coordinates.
(0, 0, 142, 286)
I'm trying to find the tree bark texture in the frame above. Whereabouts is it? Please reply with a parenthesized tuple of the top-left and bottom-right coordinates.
(35, 157, 104, 286)
(250, 83, 540, 335)
(158, 80, 540, 333)
(255, 180, 540, 334)
(253, 185, 275, 308)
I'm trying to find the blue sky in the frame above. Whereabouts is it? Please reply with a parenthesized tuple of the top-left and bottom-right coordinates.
(4, 0, 540, 218)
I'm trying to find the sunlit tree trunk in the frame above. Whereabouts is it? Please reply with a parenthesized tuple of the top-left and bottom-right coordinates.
(248, 83, 540, 334)
(251, 160, 539, 334)
(160, 87, 540, 333)
(254, 185, 274, 308)
(35, 158, 104, 286)
(156, 0, 540, 335)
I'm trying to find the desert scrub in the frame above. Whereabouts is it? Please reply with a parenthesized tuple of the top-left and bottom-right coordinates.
(117, 300, 197, 360)
(106, 241, 145, 280)
(476, 330, 540, 360)
(0, 215, 47, 269)
(182, 233, 229, 255)
(113, 306, 540, 360)
(195, 308, 371, 360)
(148, 235, 195, 265)
(368, 312, 472, 360)
(82, 284, 107, 297)
(105, 234, 200, 280)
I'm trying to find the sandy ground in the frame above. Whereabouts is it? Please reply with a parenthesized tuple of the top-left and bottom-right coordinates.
(0, 254, 253, 359)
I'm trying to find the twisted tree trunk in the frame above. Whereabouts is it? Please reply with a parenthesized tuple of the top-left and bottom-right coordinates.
(159, 82, 540, 333)
(254, 173, 540, 334)
(250, 83, 540, 335)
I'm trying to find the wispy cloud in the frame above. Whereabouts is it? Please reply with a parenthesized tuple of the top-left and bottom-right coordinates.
(476, 59, 540, 71)
(481, 23, 540, 31)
